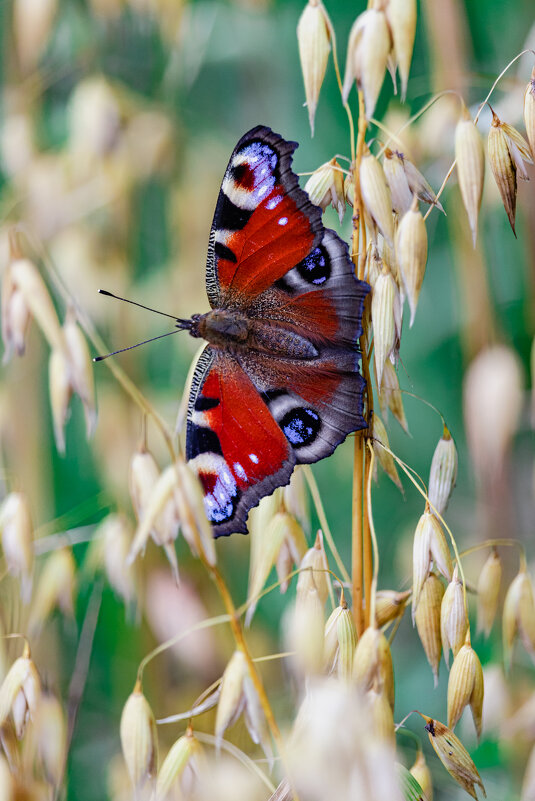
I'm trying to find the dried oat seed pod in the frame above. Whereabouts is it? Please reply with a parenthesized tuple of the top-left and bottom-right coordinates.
(353, 625, 394, 711)
(0, 643, 41, 735)
(0, 492, 34, 602)
(487, 108, 533, 234)
(378, 359, 409, 433)
(174, 461, 216, 567)
(1, 262, 31, 363)
(415, 573, 444, 687)
(463, 344, 523, 488)
(63, 307, 96, 438)
(155, 728, 204, 800)
(521, 744, 535, 801)
(297, 0, 331, 137)
(441, 567, 468, 666)
(477, 549, 501, 637)
(447, 635, 484, 739)
(375, 589, 411, 627)
(296, 530, 330, 606)
(367, 688, 395, 744)
(422, 715, 486, 799)
(291, 586, 325, 677)
(246, 511, 304, 625)
(216, 650, 272, 761)
(524, 66, 535, 159)
(359, 147, 395, 244)
(9, 258, 64, 354)
(410, 747, 433, 801)
(35, 693, 67, 789)
(402, 157, 445, 213)
(120, 681, 157, 793)
(395, 196, 428, 327)
(101, 514, 137, 604)
(324, 595, 357, 680)
(455, 104, 485, 246)
(28, 548, 76, 633)
(372, 265, 399, 389)
(383, 148, 413, 216)
(371, 414, 402, 489)
(412, 509, 452, 615)
(342, 9, 391, 119)
(428, 425, 458, 517)
(49, 348, 72, 454)
(304, 157, 345, 221)
(503, 559, 535, 670)
(386, 0, 416, 100)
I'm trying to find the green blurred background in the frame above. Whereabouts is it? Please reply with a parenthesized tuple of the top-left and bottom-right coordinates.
(0, 0, 534, 798)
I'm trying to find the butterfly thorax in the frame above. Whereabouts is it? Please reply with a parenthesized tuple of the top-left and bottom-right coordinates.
(190, 309, 318, 360)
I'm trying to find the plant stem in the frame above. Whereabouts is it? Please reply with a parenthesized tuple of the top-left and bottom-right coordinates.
(352, 436, 364, 635)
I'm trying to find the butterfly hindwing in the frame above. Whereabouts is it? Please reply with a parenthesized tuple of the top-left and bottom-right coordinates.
(206, 126, 324, 306)
(186, 347, 295, 537)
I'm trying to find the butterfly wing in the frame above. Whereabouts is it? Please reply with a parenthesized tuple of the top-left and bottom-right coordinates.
(206, 126, 324, 306)
(186, 347, 295, 537)
(190, 125, 370, 536)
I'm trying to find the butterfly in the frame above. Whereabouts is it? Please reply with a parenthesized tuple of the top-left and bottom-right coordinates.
(184, 126, 369, 537)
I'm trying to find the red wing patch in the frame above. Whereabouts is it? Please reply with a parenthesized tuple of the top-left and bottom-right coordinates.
(186, 348, 295, 537)
(206, 127, 323, 307)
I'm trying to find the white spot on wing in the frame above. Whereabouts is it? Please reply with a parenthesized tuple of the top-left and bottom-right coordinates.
(266, 196, 282, 209)
(234, 462, 246, 480)
(278, 217, 288, 226)
(249, 453, 259, 464)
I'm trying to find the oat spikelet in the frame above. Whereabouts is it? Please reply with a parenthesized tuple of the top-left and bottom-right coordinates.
(0, 492, 34, 602)
(371, 414, 402, 489)
(372, 264, 399, 389)
(155, 728, 204, 800)
(409, 748, 433, 801)
(120, 681, 158, 793)
(297, 0, 332, 137)
(304, 157, 345, 221)
(503, 559, 535, 670)
(476, 549, 501, 637)
(415, 573, 444, 687)
(524, 66, 535, 159)
(487, 108, 533, 235)
(422, 715, 486, 799)
(360, 148, 395, 243)
(383, 148, 413, 216)
(342, 9, 391, 119)
(353, 626, 395, 711)
(441, 567, 468, 666)
(428, 425, 458, 517)
(378, 359, 409, 433)
(447, 637, 484, 740)
(455, 104, 485, 246)
(375, 589, 411, 627)
(386, 0, 416, 100)
(395, 195, 428, 327)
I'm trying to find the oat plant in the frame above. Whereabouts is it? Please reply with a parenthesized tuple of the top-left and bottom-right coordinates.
(0, 1, 533, 800)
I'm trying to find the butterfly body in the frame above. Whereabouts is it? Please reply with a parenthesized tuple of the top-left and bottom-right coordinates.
(185, 126, 369, 537)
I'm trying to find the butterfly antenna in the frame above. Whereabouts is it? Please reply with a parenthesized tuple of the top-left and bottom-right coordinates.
(93, 328, 186, 362)
(98, 289, 191, 327)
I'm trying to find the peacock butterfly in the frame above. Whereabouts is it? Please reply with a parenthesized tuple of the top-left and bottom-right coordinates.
(181, 126, 370, 537)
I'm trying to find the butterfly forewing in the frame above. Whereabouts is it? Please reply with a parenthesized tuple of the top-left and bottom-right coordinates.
(206, 126, 324, 306)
